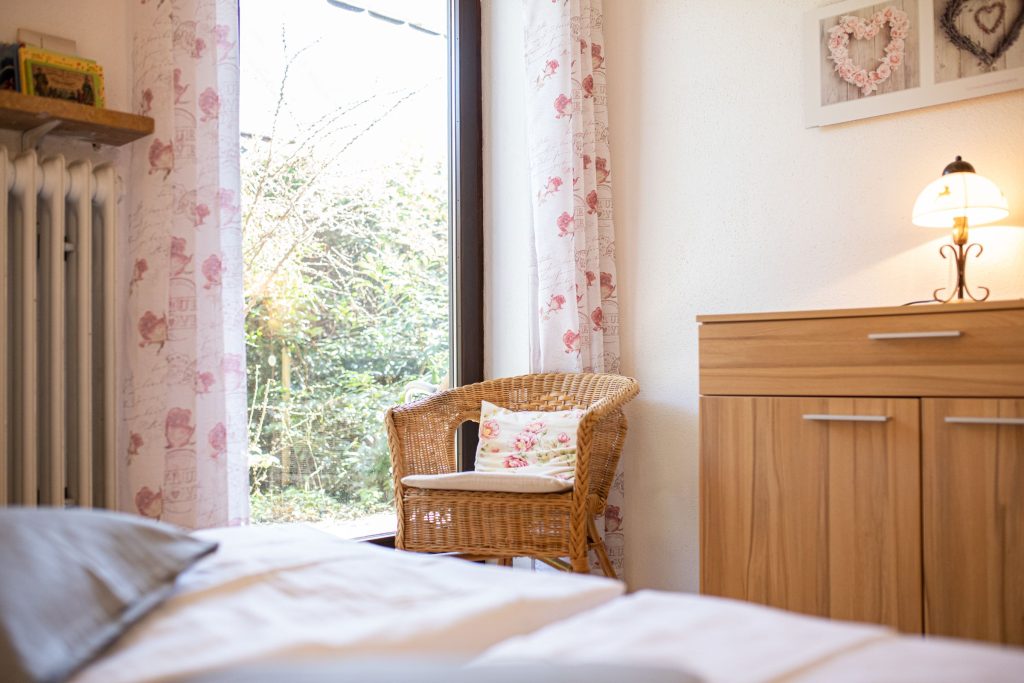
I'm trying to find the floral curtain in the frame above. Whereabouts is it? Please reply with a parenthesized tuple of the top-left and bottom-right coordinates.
(522, 0, 623, 574)
(123, 0, 248, 528)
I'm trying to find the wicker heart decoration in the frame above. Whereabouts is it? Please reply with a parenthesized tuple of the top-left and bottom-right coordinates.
(827, 7, 909, 96)
(941, 0, 1024, 67)
(975, 2, 1006, 34)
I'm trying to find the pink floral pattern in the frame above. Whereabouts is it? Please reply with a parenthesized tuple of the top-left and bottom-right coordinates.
(475, 401, 583, 480)
(173, 68, 189, 104)
(138, 311, 168, 350)
(540, 175, 563, 200)
(202, 253, 224, 289)
(562, 329, 581, 354)
(209, 422, 227, 458)
(524, 0, 623, 574)
(504, 454, 529, 469)
(556, 211, 575, 236)
(140, 87, 153, 114)
(169, 236, 193, 276)
(127, 432, 145, 465)
(148, 139, 174, 179)
(541, 293, 567, 320)
(194, 371, 216, 393)
(480, 419, 501, 440)
(135, 486, 164, 519)
(199, 86, 220, 121)
(524, 0, 619, 374)
(124, 0, 247, 528)
(827, 7, 909, 96)
(513, 432, 540, 452)
(553, 93, 573, 118)
(130, 258, 149, 292)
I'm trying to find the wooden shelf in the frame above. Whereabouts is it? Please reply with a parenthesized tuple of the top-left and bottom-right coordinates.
(0, 90, 153, 147)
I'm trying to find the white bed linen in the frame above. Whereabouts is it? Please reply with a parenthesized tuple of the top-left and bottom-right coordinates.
(474, 591, 1024, 683)
(790, 637, 1024, 683)
(72, 524, 623, 683)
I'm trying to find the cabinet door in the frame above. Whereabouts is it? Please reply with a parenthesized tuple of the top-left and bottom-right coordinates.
(923, 398, 1024, 645)
(701, 396, 921, 631)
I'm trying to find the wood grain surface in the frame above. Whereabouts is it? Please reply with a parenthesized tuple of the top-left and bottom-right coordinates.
(0, 90, 153, 146)
(699, 306, 1024, 397)
(922, 398, 1024, 645)
(701, 396, 922, 632)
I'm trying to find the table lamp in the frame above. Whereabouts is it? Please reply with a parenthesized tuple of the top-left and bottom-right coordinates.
(912, 156, 1009, 303)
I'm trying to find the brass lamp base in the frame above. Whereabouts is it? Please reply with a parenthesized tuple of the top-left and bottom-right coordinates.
(932, 217, 990, 303)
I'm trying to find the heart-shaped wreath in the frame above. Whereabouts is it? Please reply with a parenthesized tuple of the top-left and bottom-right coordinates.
(941, 0, 1024, 67)
(975, 2, 1006, 34)
(827, 7, 910, 96)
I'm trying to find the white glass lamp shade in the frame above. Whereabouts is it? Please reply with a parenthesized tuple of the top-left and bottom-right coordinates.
(912, 171, 1009, 228)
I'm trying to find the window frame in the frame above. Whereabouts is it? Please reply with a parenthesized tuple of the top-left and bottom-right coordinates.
(366, 0, 482, 547)
(449, 0, 483, 473)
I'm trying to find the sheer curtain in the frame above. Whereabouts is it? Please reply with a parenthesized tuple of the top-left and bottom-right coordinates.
(122, 0, 248, 528)
(522, 0, 624, 574)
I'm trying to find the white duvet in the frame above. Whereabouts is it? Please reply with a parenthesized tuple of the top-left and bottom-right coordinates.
(72, 524, 623, 683)
(475, 591, 1024, 683)
(71, 524, 1024, 683)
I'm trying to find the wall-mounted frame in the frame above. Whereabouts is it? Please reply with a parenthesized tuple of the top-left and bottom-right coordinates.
(804, 0, 1024, 127)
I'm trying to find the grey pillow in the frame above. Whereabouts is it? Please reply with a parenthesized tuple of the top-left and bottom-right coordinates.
(0, 506, 218, 683)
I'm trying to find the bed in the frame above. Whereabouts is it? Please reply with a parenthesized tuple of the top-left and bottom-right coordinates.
(4, 513, 1022, 683)
(477, 590, 1024, 683)
(70, 524, 623, 683)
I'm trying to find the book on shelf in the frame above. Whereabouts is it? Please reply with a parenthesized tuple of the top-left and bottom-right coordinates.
(18, 45, 105, 108)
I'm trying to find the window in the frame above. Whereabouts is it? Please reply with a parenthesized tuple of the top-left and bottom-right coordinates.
(240, 0, 481, 538)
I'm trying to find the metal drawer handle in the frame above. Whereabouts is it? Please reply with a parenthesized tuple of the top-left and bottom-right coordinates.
(803, 414, 890, 422)
(945, 417, 1024, 426)
(867, 331, 962, 340)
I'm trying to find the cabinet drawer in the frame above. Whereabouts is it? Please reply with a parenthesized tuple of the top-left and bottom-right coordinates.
(699, 307, 1024, 397)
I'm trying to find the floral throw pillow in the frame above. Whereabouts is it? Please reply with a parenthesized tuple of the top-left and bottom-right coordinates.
(474, 400, 584, 481)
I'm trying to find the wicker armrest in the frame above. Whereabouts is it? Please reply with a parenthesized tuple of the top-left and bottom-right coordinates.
(573, 378, 639, 503)
(386, 394, 459, 481)
(385, 380, 493, 479)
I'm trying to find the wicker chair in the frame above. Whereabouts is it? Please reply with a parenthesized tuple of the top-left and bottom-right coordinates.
(385, 373, 639, 577)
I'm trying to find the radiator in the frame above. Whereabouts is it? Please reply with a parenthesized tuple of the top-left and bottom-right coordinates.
(1, 147, 117, 507)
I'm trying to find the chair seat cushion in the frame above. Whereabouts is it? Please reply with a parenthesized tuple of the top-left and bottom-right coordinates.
(401, 471, 574, 493)
(474, 400, 583, 480)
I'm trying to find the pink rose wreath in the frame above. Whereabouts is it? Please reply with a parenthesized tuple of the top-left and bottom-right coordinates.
(827, 6, 910, 96)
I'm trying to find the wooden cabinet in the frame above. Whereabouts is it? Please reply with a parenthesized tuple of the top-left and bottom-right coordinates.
(922, 398, 1024, 644)
(699, 301, 1024, 644)
(701, 397, 921, 631)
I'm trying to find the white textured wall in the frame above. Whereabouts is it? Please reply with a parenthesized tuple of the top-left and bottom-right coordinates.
(484, 0, 1024, 591)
